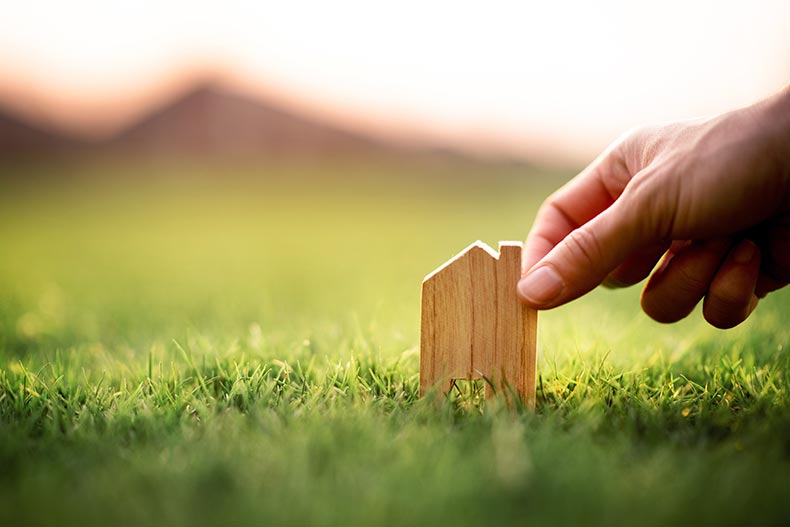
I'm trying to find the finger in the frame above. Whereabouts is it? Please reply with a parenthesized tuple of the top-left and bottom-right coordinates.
(703, 239, 761, 329)
(751, 214, 790, 297)
(603, 241, 671, 288)
(518, 193, 649, 309)
(640, 238, 732, 323)
(761, 214, 790, 283)
(522, 142, 634, 276)
(755, 273, 788, 298)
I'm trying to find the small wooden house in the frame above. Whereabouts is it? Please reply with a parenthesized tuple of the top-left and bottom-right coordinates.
(420, 241, 537, 407)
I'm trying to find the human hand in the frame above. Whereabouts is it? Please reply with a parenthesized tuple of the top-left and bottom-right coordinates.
(517, 85, 790, 328)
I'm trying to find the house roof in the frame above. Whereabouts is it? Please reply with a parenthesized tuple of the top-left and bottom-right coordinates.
(423, 240, 498, 283)
(423, 240, 524, 283)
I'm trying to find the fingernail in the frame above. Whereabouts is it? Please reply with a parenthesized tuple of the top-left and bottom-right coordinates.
(518, 265, 564, 305)
(732, 240, 757, 264)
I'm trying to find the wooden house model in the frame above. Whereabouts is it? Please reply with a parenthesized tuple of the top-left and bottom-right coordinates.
(419, 241, 537, 407)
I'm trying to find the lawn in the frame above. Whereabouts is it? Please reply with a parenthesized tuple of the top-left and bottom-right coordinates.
(1, 159, 789, 526)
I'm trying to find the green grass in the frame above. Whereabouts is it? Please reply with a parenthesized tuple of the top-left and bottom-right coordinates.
(1, 159, 790, 526)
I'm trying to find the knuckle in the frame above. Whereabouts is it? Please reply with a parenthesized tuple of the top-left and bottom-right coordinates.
(621, 171, 656, 208)
(708, 284, 749, 311)
(536, 195, 565, 223)
(617, 123, 662, 168)
(599, 155, 633, 201)
(563, 228, 604, 269)
(621, 169, 678, 240)
(673, 265, 710, 296)
(618, 123, 655, 150)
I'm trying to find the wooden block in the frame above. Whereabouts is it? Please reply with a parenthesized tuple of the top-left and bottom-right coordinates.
(419, 241, 538, 408)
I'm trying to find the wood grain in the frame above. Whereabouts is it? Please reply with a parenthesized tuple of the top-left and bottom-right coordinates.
(420, 241, 538, 408)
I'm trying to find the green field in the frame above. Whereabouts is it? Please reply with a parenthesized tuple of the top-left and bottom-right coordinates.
(1, 160, 789, 526)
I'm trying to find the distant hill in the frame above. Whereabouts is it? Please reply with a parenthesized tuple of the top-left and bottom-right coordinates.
(0, 82, 481, 163)
(0, 107, 81, 157)
(105, 83, 400, 158)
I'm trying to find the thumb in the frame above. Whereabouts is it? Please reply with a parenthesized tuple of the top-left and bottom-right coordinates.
(517, 198, 649, 309)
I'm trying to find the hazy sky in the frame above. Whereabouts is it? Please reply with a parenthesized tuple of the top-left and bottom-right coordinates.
(1, 0, 789, 161)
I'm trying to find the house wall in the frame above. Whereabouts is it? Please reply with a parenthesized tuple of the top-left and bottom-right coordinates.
(420, 242, 537, 406)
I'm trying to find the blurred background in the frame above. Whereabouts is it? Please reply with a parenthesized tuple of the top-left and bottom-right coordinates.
(1, 0, 789, 364)
(2, 0, 790, 162)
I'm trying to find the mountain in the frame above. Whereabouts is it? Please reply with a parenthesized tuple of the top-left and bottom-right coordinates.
(0, 107, 80, 157)
(105, 83, 399, 158)
(0, 82, 477, 163)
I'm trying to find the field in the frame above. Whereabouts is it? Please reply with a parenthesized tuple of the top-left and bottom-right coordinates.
(1, 159, 790, 526)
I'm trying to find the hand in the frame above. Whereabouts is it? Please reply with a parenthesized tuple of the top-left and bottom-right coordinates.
(517, 85, 790, 329)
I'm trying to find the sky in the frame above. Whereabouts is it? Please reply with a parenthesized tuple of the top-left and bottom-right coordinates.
(1, 0, 789, 162)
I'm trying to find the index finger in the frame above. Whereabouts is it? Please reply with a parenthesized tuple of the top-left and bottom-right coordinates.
(522, 142, 634, 276)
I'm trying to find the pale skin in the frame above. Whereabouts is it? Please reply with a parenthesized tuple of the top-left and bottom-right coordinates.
(518, 84, 790, 329)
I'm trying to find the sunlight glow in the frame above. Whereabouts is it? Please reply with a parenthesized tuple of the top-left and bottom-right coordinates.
(1, 0, 788, 160)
